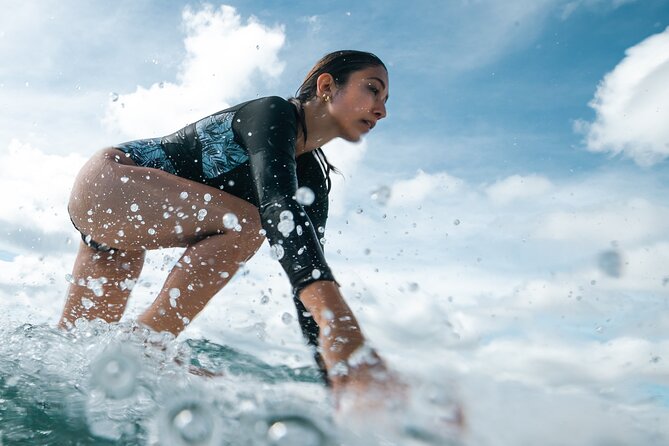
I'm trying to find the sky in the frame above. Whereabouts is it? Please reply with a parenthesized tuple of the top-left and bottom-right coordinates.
(1, 0, 669, 443)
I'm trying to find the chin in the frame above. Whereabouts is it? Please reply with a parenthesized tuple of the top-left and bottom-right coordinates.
(342, 131, 363, 143)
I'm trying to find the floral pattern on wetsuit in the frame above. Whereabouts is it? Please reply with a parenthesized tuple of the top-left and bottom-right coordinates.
(195, 112, 249, 179)
(115, 138, 177, 175)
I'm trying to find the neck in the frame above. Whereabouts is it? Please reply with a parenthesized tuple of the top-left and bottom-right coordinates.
(295, 98, 339, 157)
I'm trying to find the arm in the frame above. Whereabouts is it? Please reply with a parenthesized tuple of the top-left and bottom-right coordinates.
(233, 97, 335, 291)
(298, 281, 366, 371)
(234, 98, 395, 395)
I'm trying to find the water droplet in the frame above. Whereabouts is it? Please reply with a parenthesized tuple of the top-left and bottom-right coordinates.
(81, 297, 95, 309)
(203, 193, 212, 202)
(169, 288, 181, 299)
(90, 347, 140, 399)
(197, 209, 208, 221)
(370, 185, 391, 205)
(453, 219, 460, 226)
(356, 208, 363, 214)
(266, 416, 326, 445)
(148, 228, 156, 235)
(180, 191, 189, 200)
(130, 203, 139, 212)
(311, 269, 321, 279)
(222, 213, 238, 229)
(110, 92, 119, 102)
(277, 211, 295, 237)
(161, 399, 217, 445)
(598, 250, 622, 278)
(281, 312, 293, 324)
(270, 244, 285, 260)
(174, 224, 183, 234)
(295, 187, 315, 206)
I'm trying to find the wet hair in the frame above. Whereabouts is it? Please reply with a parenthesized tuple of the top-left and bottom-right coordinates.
(289, 50, 387, 192)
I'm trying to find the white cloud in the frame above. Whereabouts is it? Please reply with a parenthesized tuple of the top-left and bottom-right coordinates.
(0, 139, 84, 237)
(322, 138, 369, 216)
(534, 197, 669, 244)
(387, 170, 464, 207)
(577, 27, 669, 166)
(103, 4, 286, 138)
(485, 174, 553, 206)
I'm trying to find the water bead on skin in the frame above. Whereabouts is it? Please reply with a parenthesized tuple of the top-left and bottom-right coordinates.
(222, 213, 238, 229)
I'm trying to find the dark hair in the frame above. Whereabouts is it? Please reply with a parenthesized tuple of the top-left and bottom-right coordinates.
(289, 50, 387, 192)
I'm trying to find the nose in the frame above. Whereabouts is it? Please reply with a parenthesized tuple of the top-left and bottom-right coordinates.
(373, 100, 387, 120)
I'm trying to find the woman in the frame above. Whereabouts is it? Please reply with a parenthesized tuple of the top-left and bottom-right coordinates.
(59, 50, 395, 398)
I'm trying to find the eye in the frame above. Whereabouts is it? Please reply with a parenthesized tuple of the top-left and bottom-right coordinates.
(368, 84, 379, 95)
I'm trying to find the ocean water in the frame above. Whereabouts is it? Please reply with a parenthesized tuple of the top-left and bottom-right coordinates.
(0, 321, 460, 446)
(0, 276, 668, 446)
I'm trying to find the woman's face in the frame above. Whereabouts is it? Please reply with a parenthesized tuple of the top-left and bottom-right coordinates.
(327, 65, 389, 142)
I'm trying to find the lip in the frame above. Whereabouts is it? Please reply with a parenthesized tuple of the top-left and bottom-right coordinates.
(361, 119, 376, 131)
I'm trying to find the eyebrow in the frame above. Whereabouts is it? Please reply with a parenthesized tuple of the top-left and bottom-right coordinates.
(366, 76, 389, 103)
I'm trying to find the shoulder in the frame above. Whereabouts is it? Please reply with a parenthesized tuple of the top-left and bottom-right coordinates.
(232, 97, 299, 137)
(235, 96, 296, 117)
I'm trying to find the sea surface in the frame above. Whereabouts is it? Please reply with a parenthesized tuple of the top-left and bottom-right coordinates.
(1, 240, 668, 445)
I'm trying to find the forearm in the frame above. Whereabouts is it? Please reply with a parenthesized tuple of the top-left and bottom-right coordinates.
(298, 280, 366, 370)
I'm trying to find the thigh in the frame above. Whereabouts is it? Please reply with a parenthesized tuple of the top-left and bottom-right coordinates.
(68, 148, 262, 250)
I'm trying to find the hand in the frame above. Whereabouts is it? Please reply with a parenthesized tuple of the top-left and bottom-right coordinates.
(329, 347, 408, 412)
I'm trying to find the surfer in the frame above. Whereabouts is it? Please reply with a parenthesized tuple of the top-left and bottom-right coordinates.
(58, 50, 400, 402)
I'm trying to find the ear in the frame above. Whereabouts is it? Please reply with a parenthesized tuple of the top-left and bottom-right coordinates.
(315, 73, 336, 99)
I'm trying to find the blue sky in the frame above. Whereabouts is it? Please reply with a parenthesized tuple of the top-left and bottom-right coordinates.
(1, 2, 668, 442)
(2, 1, 668, 179)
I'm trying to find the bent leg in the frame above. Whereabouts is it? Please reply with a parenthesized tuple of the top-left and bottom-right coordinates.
(138, 229, 264, 335)
(59, 241, 145, 329)
(63, 148, 265, 333)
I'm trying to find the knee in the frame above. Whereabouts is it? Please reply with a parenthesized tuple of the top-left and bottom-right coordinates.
(233, 219, 265, 258)
(235, 210, 264, 248)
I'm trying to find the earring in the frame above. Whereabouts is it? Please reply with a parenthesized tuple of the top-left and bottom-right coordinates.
(323, 95, 330, 103)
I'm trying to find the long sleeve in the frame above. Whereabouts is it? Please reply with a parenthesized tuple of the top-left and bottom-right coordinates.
(232, 96, 335, 292)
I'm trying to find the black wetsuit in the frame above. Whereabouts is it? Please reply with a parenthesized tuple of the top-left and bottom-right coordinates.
(81, 96, 335, 380)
